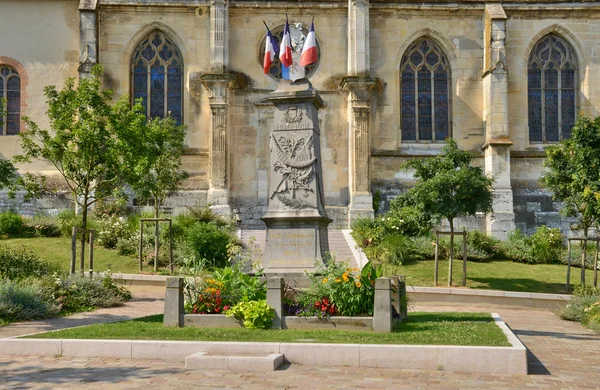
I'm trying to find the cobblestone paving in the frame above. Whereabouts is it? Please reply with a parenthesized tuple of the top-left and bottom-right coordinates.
(1, 305, 599, 389)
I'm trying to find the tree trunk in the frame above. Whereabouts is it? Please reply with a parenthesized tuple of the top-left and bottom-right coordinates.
(154, 201, 159, 272)
(448, 219, 454, 287)
(582, 226, 589, 285)
(80, 196, 88, 274)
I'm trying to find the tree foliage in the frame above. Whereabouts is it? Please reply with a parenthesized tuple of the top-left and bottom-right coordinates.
(541, 115, 600, 236)
(397, 138, 494, 233)
(117, 113, 188, 218)
(14, 66, 135, 229)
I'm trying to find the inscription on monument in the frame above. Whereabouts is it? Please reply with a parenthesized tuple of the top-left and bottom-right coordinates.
(266, 229, 316, 268)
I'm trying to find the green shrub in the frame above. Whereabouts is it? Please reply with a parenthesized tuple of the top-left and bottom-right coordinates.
(561, 241, 598, 270)
(364, 234, 415, 266)
(96, 214, 134, 249)
(529, 226, 564, 264)
(0, 278, 59, 324)
(385, 204, 436, 237)
(501, 227, 565, 264)
(56, 210, 80, 236)
(226, 300, 275, 329)
(183, 262, 266, 314)
(574, 285, 600, 297)
(41, 273, 131, 314)
(298, 260, 380, 317)
(559, 295, 599, 322)
(183, 222, 232, 269)
(500, 230, 531, 263)
(0, 211, 30, 237)
(467, 231, 501, 257)
(0, 245, 57, 280)
(350, 217, 385, 248)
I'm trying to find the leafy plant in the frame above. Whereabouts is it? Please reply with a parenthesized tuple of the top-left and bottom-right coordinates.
(299, 260, 380, 317)
(541, 115, 600, 238)
(0, 211, 29, 238)
(183, 222, 233, 269)
(0, 245, 58, 280)
(40, 273, 131, 314)
(226, 300, 275, 329)
(0, 278, 59, 324)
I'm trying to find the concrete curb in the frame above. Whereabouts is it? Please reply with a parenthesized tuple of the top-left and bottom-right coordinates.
(408, 286, 571, 310)
(3, 316, 527, 374)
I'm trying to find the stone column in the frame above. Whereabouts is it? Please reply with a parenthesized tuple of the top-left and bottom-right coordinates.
(481, 4, 515, 240)
(341, 77, 377, 224)
(78, 0, 99, 79)
(210, 0, 229, 73)
(344, 0, 375, 226)
(201, 74, 233, 215)
(202, 0, 231, 215)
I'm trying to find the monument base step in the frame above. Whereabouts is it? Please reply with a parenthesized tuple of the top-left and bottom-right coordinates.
(184, 352, 284, 371)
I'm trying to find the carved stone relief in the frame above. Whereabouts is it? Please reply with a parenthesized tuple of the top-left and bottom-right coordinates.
(270, 134, 317, 209)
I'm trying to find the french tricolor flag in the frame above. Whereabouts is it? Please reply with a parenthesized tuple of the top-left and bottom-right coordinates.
(263, 23, 279, 74)
(279, 16, 293, 70)
(300, 20, 317, 67)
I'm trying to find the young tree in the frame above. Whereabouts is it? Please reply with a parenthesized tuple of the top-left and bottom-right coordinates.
(117, 109, 188, 267)
(541, 115, 600, 238)
(14, 66, 141, 266)
(541, 115, 600, 284)
(399, 139, 494, 284)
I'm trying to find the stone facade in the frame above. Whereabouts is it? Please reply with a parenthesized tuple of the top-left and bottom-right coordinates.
(1, 0, 600, 237)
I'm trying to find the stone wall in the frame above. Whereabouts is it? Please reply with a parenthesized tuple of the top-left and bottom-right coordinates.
(2, 1, 600, 237)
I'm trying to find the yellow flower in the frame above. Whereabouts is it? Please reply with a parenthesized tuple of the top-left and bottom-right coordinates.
(342, 272, 349, 282)
(335, 278, 341, 283)
(322, 278, 328, 284)
(355, 281, 362, 288)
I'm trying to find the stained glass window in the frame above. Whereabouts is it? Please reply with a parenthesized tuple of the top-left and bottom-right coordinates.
(400, 39, 451, 142)
(0, 66, 20, 135)
(528, 34, 577, 143)
(131, 31, 183, 125)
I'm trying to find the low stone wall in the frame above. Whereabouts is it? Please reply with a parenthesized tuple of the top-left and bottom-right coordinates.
(184, 314, 242, 328)
(163, 276, 402, 333)
(283, 316, 373, 331)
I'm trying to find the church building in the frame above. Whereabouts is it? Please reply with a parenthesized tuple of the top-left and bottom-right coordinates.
(1, 0, 599, 239)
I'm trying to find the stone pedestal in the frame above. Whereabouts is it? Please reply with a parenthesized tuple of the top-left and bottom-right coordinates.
(261, 79, 332, 273)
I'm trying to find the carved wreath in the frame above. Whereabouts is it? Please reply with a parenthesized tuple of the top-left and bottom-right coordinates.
(270, 134, 317, 209)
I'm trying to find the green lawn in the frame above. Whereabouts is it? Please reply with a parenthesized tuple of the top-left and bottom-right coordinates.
(27, 312, 509, 346)
(1, 237, 593, 294)
(1, 237, 150, 274)
(383, 259, 595, 294)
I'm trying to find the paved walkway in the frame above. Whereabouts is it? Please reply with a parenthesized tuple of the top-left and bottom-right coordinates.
(1, 301, 599, 389)
(0, 285, 165, 338)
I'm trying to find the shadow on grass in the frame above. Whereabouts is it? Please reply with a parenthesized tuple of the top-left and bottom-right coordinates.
(468, 277, 568, 294)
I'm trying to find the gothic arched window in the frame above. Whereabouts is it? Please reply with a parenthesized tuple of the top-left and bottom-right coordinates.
(0, 66, 21, 135)
(131, 31, 183, 125)
(528, 34, 578, 143)
(400, 39, 451, 142)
